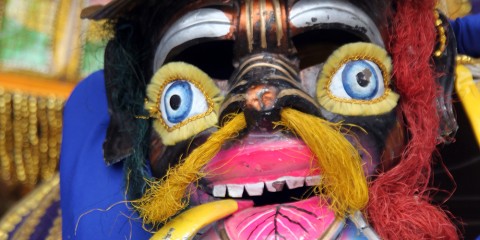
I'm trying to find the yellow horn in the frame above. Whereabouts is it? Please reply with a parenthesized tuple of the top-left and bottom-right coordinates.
(151, 200, 240, 240)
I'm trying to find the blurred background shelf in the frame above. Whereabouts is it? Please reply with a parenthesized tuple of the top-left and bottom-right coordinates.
(0, 0, 108, 217)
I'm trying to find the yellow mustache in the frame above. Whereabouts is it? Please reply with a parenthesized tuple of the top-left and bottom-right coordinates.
(277, 108, 368, 215)
(133, 108, 368, 226)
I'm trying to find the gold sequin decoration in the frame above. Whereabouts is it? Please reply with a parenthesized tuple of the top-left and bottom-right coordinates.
(0, 174, 59, 240)
(434, 10, 447, 57)
(45, 209, 62, 240)
(0, 88, 64, 188)
(0, 89, 12, 186)
(457, 55, 480, 65)
(11, 177, 60, 240)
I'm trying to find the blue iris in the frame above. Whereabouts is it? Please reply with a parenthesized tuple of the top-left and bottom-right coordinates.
(164, 81, 193, 123)
(342, 60, 379, 100)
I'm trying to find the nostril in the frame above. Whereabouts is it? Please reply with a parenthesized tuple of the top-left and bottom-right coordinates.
(245, 84, 279, 111)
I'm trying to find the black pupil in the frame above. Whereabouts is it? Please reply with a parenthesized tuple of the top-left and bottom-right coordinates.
(356, 68, 372, 87)
(169, 95, 181, 110)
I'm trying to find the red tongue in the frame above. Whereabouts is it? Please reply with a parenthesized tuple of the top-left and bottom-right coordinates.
(224, 197, 336, 240)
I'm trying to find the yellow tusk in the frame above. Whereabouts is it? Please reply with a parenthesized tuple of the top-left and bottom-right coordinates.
(150, 200, 240, 240)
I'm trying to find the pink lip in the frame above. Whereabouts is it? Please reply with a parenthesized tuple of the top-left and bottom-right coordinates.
(203, 134, 320, 185)
(200, 197, 336, 240)
(223, 197, 335, 240)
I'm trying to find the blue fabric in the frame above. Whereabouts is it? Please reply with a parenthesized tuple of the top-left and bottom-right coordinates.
(451, 14, 480, 57)
(60, 71, 151, 239)
(473, 0, 480, 14)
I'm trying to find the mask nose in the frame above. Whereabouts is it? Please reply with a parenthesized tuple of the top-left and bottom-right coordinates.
(245, 84, 278, 112)
(219, 54, 322, 131)
(244, 84, 281, 131)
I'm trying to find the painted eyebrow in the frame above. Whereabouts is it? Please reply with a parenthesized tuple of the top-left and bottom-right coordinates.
(153, 8, 233, 71)
(289, 0, 385, 48)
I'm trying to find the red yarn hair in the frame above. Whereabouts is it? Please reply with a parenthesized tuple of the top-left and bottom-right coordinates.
(367, 0, 458, 238)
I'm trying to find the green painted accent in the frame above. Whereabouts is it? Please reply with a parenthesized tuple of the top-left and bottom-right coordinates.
(81, 40, 105, 77)
(0, 18, 51, 71)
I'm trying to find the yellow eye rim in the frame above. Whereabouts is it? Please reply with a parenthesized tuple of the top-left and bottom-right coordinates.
(145, 62, 223, 145)
(316, 42, 399, 116)
(149, 78, 215, 132)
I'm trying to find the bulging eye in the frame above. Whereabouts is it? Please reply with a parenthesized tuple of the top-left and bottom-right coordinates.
(161, 81, 208, 126)
(145, 62, 223, 145)
(316, 42, 399, 116)
(330, 60, 384, 100)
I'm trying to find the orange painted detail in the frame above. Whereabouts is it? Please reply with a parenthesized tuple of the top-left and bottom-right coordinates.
(0, 73, 75, 98)
(246, 84, 278, 111)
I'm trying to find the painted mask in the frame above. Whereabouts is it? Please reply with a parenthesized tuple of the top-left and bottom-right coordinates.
(85, 0, 458, 239)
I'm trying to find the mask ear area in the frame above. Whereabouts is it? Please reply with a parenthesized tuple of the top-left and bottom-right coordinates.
(103, 22, 144, 165)
(433, 10, 458, 142)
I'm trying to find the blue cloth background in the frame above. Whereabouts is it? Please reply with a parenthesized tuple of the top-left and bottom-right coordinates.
(60, 71, 151, 239)
(451, 13, 480, 57)
(472, 0, 480, 14)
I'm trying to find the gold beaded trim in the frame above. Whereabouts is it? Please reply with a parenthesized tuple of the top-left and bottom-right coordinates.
(11, 177, 60, 240)
(457, 55, 480, 65)
(0, 88, 64, 188)
(434, 10, 447, 57)
(45, 209, 62, 240)
(0, 174, 59, 240)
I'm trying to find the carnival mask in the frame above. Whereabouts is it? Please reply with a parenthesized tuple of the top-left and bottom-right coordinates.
(87, 0, 458, 238)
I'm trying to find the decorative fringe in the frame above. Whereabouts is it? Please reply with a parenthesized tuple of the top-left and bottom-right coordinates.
(133, 113, 247, 226)
(278, 108, 368, 217)
(367, 0, 458, 238)
(0, 88, 64, 189)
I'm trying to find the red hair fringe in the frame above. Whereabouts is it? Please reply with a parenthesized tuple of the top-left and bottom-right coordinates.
(367, 0, 458, 238)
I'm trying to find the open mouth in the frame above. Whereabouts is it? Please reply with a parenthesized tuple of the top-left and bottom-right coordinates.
(142, 110, 373, 239)
(209, 175, 321, 205)
(190, 133, 340, 239)
(199, 132, 322, 203)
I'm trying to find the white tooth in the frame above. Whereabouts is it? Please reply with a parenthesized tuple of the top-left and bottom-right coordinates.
(245, 182, 264, 196)
(305, 175, 322, 186)
(265, 179, 285, 192)
(227, 184, 244, 198)
(213, 185, 227, 197)
(286, 176, 305, 189)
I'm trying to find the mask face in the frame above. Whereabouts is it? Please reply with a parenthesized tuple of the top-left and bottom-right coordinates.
(142, 1, 401, 238)
(94, 0, 457, 238)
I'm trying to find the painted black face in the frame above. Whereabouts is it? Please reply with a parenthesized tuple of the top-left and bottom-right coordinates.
(137, 1, 399, 238)
(92, 0, 457, 238)
(145, 0, 400, 179)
